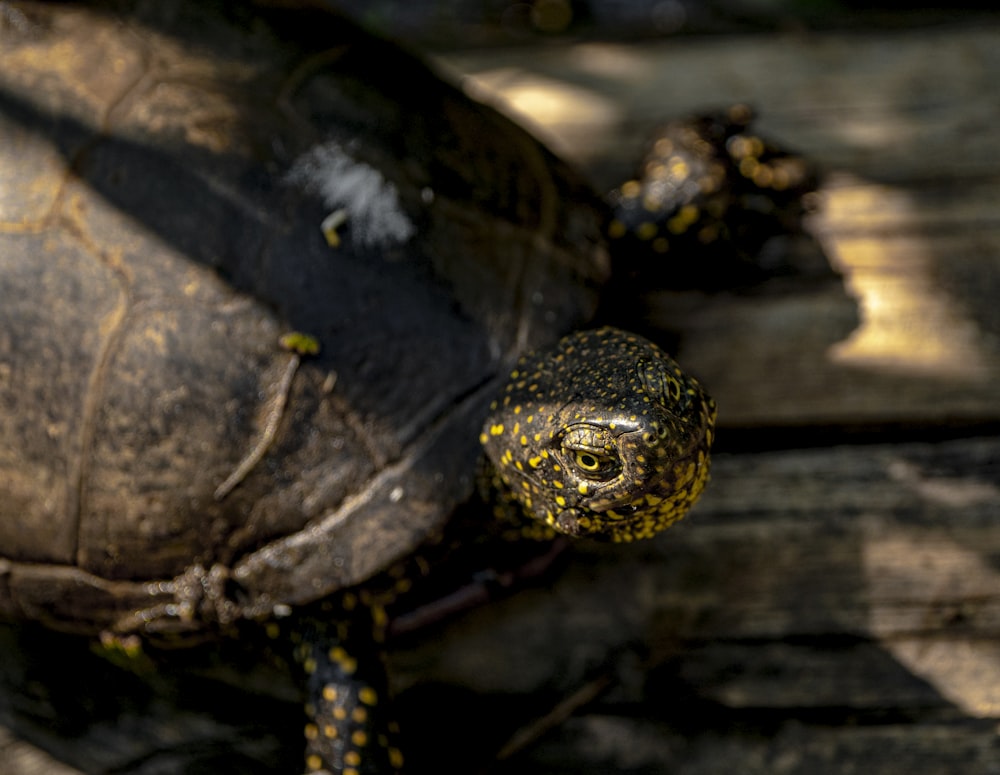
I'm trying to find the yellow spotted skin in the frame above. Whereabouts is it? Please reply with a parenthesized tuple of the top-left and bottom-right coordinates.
(293, 608, 403, 775)
(481, 327, 716, 541)
(607, 104, 817, 290)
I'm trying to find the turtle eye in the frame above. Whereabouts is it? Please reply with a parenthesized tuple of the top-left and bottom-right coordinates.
(570, 449, 621, 480)
(559, 424, 622, 482)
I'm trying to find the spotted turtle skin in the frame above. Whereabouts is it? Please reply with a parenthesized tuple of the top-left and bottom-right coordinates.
(484, 327, 714, 541)
(0, 1, 714, 772)
(608, 104, 818, 289)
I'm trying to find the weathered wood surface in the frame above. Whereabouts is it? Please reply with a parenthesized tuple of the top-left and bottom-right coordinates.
(390, 20, 1000, 774)
(4, 15, 1000, 775)
(391, 438, 1000, 772)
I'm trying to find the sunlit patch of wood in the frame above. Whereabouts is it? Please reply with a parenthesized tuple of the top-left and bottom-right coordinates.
(826, 240, 991, 380)
(861, 514, 1000, 718)
(820, 179, 992, 381)
(446, 62, 622, 165)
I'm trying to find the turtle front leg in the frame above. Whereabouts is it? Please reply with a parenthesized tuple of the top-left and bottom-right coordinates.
(293, 605, 403, 775)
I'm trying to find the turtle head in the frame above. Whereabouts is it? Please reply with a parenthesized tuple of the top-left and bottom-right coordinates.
(481, 327, 716, 542)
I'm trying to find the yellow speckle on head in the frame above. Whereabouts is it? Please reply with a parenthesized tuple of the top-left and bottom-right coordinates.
(323, 724, 337, 738)
(770, 165, 791, 190)
(636, 221, 658, 241)
(678, 203, 699, 225)
(646, 160, 668, 179)
(322, 685, 338, 702)
(667, 214, 689, 235)
(329, 646, 357, 674)
(333, 706, 347, 721)
(621, 179, 642, 198)
(555, 495, 566, 507)
(739, 156, 759, 179)
(358, 686, 378, 706)
(578, 482, 589, 495)
(352, 730, 368, 747)
(753, 164, 774, 187)
(490, 423, 504, 436)
(306, 753, 323, 771)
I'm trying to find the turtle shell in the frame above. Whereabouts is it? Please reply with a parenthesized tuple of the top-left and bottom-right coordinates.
(0, 0, 608, 636)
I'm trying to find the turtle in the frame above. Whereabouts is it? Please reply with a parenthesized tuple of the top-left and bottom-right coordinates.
(0, 1, 716, 773)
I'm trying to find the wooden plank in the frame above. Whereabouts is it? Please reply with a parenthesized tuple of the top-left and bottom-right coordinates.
(388, 436, 1000, 771)
(522, 718, 1000, 775)
(436, 24, 1000, 186)
(0, 727, 82, 775)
